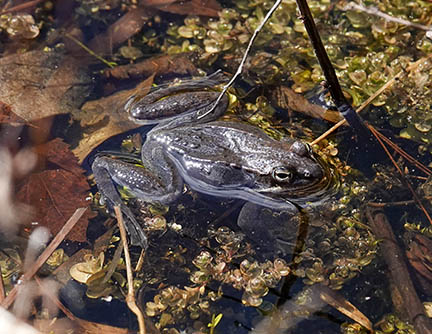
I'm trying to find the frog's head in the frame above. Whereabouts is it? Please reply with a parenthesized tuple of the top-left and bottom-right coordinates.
(252, 140, 336, 207)
(270, 141, 323, 186)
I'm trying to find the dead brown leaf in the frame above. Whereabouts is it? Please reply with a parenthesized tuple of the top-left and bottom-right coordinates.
(75, 319, 129, 334)
(407, 233, 432, 281)
(74, 53, 198, 162)
(0, 51, 93, 122)
(271, 85, 342, 123)
(145, 0, 221, 16)
(72, 74, 155, 162)
(103, 53, 198, 80)
(89, 7, 156, 57)
(35, 138, 85, 177)
(0, 101, 26, 125)
(16, 139, 95, 242)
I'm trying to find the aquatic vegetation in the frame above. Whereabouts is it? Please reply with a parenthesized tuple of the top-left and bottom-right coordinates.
(163, 0, 328, 86)
(4, 0, 429, 332)
(0, 13, 39, 39)
(142, 174, 377, 328)
(189, 227, 291, 307)
(0, 248, 22, 294)
(342, 314, 416, 334)
(69, 250, 129, 299)
(160, 0, 432, 152)
(45, 248, 69, 269)
(70, 252, 105, 285)
(71, 0, 432, 153)
(75, 0, 132, 25)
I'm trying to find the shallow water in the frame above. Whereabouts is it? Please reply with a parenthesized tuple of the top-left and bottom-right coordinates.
(1, 1, 432, 333)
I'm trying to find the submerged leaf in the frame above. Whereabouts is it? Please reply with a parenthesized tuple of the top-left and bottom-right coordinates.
(145, 0, 221, 17)
(0, 101, 27, 125)
(16, 139, 95, 242)
(74, 53, 198, 162)
(0, 51, 93, 122)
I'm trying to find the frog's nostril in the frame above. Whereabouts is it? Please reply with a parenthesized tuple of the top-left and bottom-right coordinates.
(303, 164, 323, 179)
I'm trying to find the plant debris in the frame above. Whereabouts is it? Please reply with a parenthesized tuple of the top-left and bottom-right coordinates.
(16, 139, 95, 242)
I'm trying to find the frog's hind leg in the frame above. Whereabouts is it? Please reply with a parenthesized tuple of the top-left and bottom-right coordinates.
(92, 156, 154, 249)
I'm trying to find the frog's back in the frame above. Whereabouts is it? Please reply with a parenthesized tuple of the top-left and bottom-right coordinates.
(160, 121, 295, 172)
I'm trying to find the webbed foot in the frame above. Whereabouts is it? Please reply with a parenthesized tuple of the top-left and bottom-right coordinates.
(119, 204, 148, 249)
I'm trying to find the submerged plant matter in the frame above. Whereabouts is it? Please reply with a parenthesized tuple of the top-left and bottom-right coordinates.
(2, 0, 432, 333)
(160, 0, 432, 151)
(136, 150, 377, 330)
(0, 13, 39, 39)
(71, 0, 432, 152)
(342, 314, 416, 334)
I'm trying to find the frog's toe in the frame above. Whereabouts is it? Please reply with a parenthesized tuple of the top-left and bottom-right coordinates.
(128, 224, 148, 249)
(121, 205, 148, 249)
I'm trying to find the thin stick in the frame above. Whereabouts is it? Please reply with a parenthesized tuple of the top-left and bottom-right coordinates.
(1, 207, 87, 309)
(134, 249, 146, 273)
(65, 33, 117, 68)
(0, 263, 5, 303)
(0, 0, 44, 14)
(198, 0, 283, 120)
(296, 0, 371, 140)
(368, 196, 432, 208)
(114, 206, 146, 334)
(344, 2, 432, 32)
(368, 125, 432, 225)
(371, 127, 432, 176)
(311, 71, 402, 145)
(34, 276, 77, 321)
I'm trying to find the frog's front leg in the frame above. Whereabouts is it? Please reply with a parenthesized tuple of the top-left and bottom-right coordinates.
(92, 156, 183, 248)
(237, 202, 301, 254)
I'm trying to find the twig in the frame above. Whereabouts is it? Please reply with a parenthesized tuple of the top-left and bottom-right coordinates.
(365, 207, 432, 334)
(1, 207, 87, 309)
(0, 0, 44, 14)
(367, 125, 432, 225)
(198, 0, 283, 120)
(296, 0, 370, 138)
(114, 206, 146, 334)
(64, 33, 117, 68)
(34, 276, 77, 321)
(368, 196, 432, 208)
(134, 249, 146, 273)
(369, 128, 432, 176)
(0, 263, 5, 303)
(344, 2, 432, 32)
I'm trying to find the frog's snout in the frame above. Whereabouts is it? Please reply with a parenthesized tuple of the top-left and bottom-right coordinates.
(303, 164, 324, 179)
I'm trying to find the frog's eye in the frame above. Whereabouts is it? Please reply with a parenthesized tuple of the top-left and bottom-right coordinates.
(272, 167, 294, 183)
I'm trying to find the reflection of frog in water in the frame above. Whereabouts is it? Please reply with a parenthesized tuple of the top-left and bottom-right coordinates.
(92, 73, 335, 248)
